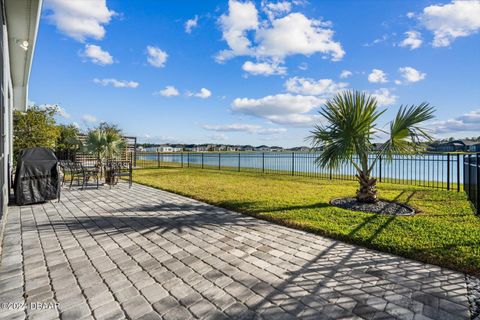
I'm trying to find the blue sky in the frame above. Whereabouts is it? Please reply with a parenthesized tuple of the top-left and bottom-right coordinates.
(30, 0, 480, 147)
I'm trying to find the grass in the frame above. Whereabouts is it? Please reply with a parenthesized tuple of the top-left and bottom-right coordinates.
(132, 167, 480, 276)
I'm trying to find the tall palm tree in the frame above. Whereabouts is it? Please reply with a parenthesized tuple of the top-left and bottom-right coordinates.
(309, 90, 435, 203)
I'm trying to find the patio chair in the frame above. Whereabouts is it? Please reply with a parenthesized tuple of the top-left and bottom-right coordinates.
(107, 160, 132, 188)
(69, 162, 100, 189)
(58, 160, 74, 186)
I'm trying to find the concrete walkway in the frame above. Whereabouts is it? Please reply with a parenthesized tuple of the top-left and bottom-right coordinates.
(0, 183, 471, 319)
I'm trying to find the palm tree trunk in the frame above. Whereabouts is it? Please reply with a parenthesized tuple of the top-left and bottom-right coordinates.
(356, 171, 378, 203)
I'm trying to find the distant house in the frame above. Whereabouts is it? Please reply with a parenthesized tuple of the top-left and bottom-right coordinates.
(241, 145, 254, 152)
(430, 140, 477, 152)
(470, 143, 480, 152)
(270, 146, 283, 152)
(288, 146, 311, 152)
(226, 146, 238, 152)
(255, 145, 271, 152)
(183, 144, 196, 151)
(143, 146, 159, 152)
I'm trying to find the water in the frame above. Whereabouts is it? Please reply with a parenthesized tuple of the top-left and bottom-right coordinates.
(136, 152, 469, 187)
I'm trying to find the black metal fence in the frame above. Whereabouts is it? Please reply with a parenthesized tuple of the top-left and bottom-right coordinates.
(464, 153, 479, 214)
(135, 152, 472, 192)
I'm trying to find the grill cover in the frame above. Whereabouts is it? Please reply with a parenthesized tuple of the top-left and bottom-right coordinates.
(14, 147, 61, 205)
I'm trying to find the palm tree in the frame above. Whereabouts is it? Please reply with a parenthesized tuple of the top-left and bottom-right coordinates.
(309, 90, 435, 203)
(84, 127, 127, 176)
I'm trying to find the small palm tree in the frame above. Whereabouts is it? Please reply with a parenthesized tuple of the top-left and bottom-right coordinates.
(309, 90, 435, 203)
(84, 128, 127, 169)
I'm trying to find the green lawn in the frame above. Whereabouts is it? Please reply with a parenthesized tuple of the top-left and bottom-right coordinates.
(132, 167, 480, 276)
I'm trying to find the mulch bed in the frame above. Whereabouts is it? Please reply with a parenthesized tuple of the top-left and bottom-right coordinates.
(331, 197, 415, 215)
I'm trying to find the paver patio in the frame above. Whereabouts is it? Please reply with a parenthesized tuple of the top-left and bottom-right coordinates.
(0, 183, 472, 319)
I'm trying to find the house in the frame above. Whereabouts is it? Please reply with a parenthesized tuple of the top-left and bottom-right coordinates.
(183, 144, 197, 151)
(288, 146, 311, 152)
(255, 145, 271, 152)
(270, 146, 284, 152)
(241, 145, 255, 152)
(430, 140, 477, 152)
(158, 145, 173, 153)
(0, 0, 42, 216)
(470, 143, 480, 152)
(143, 146, 159, 152)
(226, 145, 238, 152)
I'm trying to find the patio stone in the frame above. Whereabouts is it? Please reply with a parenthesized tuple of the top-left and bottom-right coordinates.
(0, 183, 472, 319)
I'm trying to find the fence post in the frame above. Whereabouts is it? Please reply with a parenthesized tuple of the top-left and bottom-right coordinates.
(202, 153, 204, 169)
(447, 153, 450, 191)
(291, 152, 295, 176)
(477, 153, 479, 215)
(218, 153, 221, 170)
(238, 153, 241, 172)
(329, 167, 332, 180)
(157, 152, 160, 168)
(379, 155, 382, 183)
(468, 155, 472, 196)
(187, 153, 190, 168)
(181, 153, 184, 168)
(457, 154, 460, 192)
(262, 152, 265, 173)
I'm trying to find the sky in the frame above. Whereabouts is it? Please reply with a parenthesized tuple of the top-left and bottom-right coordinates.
(29, 0, 480, 147)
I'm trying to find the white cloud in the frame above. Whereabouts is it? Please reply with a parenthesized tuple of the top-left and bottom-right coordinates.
(265, 114, 322, 126)
(216, 1, 344, 64)
(146, 46, 168, 68)
(420, 0, 480, 47)
(82, 44, 114, 65)
(430, 109, 480, 133)
(368, 69, 388, 83)
(398, 66, 426, 83)
(255, 13, 345, 61)
(44, 0, 115, 42)
(370, 88, 398, 106)
(39, 104, 70, 118)
(262, 1, 292, 20)
(284, 77, 348, 96)
(185, 15, 199, 33)
(208, 133, 229, 141)
(188, 88, 212, 99)
(93, 78, 139, 88)
(242, 60, 286, 76)
(298, 62, 308, 70)
(155, 86, 179, 97)
(216, 0, 259, 62)
(406, 12, 416, 18)
(72, 122, 80, 129)
(399, 31, 423, 50)
(339, 70, 352, 79)
(202, 123, 287, 135)
(82, 114, 97, 123)
(232, 93, 323, 126)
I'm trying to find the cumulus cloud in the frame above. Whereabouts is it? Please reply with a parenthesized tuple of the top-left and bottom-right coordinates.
(399, 31, 423, 50)
(242, 60, 286, 76)
(216, 0, 344, 72)
(430, 109, 480, 133)
(82, 114, 97, 123)
(370, 88, 398, 106)
(44, 0, 115, 42)
(82, 44, 114, 65)
(93, 78, 139, 88)
(262, 1, 292, 20)
(368, 69, 388, 83)
(146, 46, 168, 68)
(185, 15, 199, 33)
(187, 88, 212, 99)
(232, 93, 323, 126)
(420, 0, 480, 47)
(397, 66, 426, 84)
(208, 133, 229, 141)
(284, 77, 348, 96)
(339, 70, 352, 79)
(202, 123, 287, 135)
(154, 86, 179, 97)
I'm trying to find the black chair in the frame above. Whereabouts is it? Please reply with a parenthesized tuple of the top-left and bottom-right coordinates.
(107, 160, 132, 188)
(69, 162, 100, 189)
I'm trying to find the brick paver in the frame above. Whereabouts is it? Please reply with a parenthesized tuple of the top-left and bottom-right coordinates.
(0, 183, 472, 319)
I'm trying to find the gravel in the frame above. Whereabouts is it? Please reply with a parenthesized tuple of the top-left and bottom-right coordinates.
(331, 197, 415, 215)
(467, 275, 480, 320)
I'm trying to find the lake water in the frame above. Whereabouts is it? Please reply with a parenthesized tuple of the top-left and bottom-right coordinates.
(136, 152, 477, 188)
